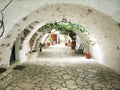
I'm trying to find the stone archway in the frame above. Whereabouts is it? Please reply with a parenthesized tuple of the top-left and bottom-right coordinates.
(0, 3, 120, 74)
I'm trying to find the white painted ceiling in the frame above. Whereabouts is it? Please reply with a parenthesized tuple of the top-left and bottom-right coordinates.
(1, 0, 119, 22)
(0, 0, 120, 40)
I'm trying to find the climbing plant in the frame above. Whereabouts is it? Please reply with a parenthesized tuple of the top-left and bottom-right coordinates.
(38, 21, 89, 40)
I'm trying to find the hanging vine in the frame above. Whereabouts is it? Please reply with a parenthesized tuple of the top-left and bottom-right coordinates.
(38, 21, 89, 40)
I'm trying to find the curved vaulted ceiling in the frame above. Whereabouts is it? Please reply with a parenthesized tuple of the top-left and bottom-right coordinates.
(0, 0, 120, 74)
(0, 0, 120, 39)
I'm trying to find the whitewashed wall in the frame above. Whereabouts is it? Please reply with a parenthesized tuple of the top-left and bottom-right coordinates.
(0, 1, 120, 74)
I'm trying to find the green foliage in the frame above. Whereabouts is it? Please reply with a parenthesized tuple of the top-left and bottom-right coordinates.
(42, 43, 45, 47)
(48, 37, 53, 42)
(38, 21, 89, 40)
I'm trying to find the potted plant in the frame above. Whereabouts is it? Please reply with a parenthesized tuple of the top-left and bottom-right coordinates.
(86, 42, 91, 59)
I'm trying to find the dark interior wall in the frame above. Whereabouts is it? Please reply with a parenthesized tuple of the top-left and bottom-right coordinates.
(10, 44, 16, 65)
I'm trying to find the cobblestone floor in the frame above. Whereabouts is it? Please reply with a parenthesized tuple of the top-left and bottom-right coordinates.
(6, 44, 120, 90)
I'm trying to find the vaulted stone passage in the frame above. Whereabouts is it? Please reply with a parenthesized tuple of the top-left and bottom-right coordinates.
(0, 2, 120, 73)
(0, 1, 120, 89)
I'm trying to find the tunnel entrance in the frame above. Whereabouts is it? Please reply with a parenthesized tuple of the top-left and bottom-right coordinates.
(10, 44, 16, 65)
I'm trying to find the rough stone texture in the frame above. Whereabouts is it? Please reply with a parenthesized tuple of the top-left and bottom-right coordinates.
(29, 33, 39, 51)
(6, 44, 120, 90)
(0, 69, 12, 90)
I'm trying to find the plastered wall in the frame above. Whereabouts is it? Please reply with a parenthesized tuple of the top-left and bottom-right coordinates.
(0, 2, 120, 74)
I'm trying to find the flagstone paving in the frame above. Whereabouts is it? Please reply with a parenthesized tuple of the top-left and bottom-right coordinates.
(6, 44, 120, 90)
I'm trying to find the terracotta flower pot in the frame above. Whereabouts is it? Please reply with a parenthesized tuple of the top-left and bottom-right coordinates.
(47, 42, 50, 46)
(86, 52, 91, 59)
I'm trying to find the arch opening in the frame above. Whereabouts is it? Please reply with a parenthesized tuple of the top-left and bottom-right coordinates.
(27, 20, 96, 60)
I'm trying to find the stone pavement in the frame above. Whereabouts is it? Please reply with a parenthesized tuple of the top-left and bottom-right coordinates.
(6, 44, 120, 90)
